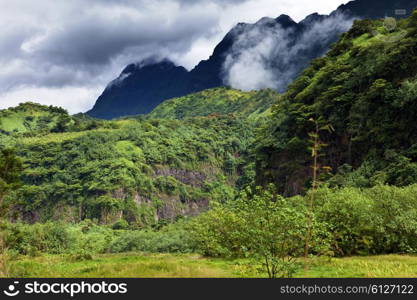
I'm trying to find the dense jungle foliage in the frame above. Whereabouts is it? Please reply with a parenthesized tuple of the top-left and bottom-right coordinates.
(0, 92, 261, 225)
(257, 12, 417, 195)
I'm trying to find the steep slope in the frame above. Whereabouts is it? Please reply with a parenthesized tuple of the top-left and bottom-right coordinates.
(2, 102, 257, 224)
(87, 61, 191, 119)
(87, 0, 417, 120)
(147, 87, 279, 120)
(256, 10, 417, 196)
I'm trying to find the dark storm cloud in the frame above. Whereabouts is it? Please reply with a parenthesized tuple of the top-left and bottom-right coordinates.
(32, 7, 217, 67)
(0, 0, 234, 92)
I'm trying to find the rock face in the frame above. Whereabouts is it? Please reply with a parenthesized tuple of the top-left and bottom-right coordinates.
(154, 168, 207, 188)
(87, 0, 417, 119)
(124, 167, 211, 222)
(151, 167, 210, 220)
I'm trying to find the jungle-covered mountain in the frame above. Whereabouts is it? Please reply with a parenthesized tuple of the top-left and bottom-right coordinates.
(256, 10, 417, 196)
(87, 0, 417, 119)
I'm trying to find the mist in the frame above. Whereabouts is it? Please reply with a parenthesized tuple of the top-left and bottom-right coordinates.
(222, 13, 354, 92)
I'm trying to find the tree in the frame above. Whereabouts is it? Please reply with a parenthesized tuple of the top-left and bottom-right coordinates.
(0, 149, 23, 207)
(304, 118, 333, 270)
(238, 186, 307, 278)
(192, 185, 307, 278)
(0, 148, 21, 276)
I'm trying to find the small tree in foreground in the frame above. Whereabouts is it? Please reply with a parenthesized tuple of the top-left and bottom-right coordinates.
(192, 185, 307, 278)
(304, 118, 333, 270)
(235, 186, 306, 278)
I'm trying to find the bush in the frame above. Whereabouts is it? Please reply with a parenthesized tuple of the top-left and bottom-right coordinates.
(112, 219, 129, 230)
(315, 185, 417, 255)
(0, 221, 116, 255)
(109, 222, 195, 253)
(191, 184, 417, 276)
(0, 222, 74, 255)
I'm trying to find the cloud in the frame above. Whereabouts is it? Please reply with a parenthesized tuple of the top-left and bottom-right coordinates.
(0, 86, 102, 115)
(222, 13, 354, 92)
(0, 0, 350, 113)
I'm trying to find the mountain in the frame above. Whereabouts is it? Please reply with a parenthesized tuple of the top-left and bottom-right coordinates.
(256, 9, 417, 196)
(88, 0, 417, 119)
(147, 87, 279, 120)
(87, 61, 191, 119)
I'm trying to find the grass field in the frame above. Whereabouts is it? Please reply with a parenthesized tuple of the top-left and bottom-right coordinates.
(2, 253, 417, 278)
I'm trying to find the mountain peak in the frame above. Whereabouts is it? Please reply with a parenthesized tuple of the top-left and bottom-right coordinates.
(300, 13, 327, 26)
(255, 17, 276, 26)
(275, 14, 297, 28)
(122, 59, 181, 74)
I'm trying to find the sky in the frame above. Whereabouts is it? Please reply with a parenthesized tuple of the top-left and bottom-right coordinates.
(0, 0, 350, 114)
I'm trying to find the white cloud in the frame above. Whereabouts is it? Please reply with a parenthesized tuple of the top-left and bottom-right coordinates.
(223, 12, 354, 91)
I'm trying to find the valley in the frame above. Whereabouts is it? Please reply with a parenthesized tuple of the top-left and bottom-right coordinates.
(1, 2, 417, 279)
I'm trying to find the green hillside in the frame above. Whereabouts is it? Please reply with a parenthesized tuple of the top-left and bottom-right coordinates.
(257, 13, 417, 195)
(2, 109, 255, 225)
(1, 87, 277, 225)
(147, 87, 279, 120)
(0, 103, 73, 135)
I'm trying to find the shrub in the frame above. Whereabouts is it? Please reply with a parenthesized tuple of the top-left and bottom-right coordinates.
(109, 222, 195, 253)
(112, 219, 129, 230)
(315, 185, 417, 255)
(0, 222, 74, 255)
(0, 221, 115, 255)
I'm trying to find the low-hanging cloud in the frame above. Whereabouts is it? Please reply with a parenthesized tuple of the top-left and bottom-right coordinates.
(222, 13, 354, 92)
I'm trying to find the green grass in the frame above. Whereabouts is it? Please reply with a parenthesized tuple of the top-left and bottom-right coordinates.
(3, 253, 417, 278)
(5, 253, 234, 278)
(305, 255, 417, 278)
(0, 115, 28, 132)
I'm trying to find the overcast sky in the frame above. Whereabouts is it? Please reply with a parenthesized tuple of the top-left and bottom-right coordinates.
(0, 0, 350, 114)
